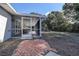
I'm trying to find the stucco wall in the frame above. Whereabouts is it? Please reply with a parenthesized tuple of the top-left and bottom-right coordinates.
(0, 7, 12, 42)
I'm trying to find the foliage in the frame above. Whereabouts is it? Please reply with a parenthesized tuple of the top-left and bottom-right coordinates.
(63, 3, 79, 21)
(42, 11, 72, 32)
(42, 3, 79, 33)
(63, 3, 79, 32)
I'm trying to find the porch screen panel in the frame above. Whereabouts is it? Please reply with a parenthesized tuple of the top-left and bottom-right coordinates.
(31, 17, 40, 37)
(12, 17, 21, 37)
(23, 18, 31, 34)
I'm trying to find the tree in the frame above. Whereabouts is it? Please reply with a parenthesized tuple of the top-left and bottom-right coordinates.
(42, 11, 71, 31)
(42, 3, 79, 32)
(63, 3, 79, 32)
(63, 3, 79, 21)
(63, 3, 76, 22)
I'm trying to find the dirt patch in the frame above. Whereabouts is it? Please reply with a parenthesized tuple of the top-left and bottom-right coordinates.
(42, 32, 79, 56)
(0, 39, 23, 56)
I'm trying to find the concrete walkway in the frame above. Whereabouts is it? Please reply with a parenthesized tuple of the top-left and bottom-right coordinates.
(45, 51, 60, 56)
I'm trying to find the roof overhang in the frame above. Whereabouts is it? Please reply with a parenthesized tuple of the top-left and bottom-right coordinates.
(0, 3, 46, 18)
(15, 13, 46, 18)
(0, 3, 16, 15)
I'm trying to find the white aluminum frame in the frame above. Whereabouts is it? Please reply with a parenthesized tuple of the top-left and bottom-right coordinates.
(21, 17, 32, 38)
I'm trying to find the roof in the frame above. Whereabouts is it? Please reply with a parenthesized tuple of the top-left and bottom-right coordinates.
(0, 3, 16, 15)
(0, 3, 46, 18)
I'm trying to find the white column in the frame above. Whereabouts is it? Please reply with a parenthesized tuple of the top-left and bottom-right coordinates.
(40, 17, 42, 37)
(30, 17, 32, 35)
(21, 17, 23, 37)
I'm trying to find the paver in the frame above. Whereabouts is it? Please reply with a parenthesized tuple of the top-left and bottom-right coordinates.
(13, 39, 55, 56)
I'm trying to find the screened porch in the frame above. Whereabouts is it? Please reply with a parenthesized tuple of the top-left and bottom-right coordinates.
(11, 16, 42, 39)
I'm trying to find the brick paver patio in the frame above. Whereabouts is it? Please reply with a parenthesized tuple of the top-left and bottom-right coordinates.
(13, 39, 56, 56)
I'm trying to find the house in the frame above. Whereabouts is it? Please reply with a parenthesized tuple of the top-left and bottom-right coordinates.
(0, 3, 46, 42)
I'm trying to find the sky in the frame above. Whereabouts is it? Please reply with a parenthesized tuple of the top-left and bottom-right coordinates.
(11, 3, 64, 15)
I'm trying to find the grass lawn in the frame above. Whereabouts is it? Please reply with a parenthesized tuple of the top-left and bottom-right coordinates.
(42, 31, 79, 56)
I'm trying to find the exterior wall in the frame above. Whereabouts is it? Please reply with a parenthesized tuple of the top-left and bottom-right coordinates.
(0, 7, 12, 42)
